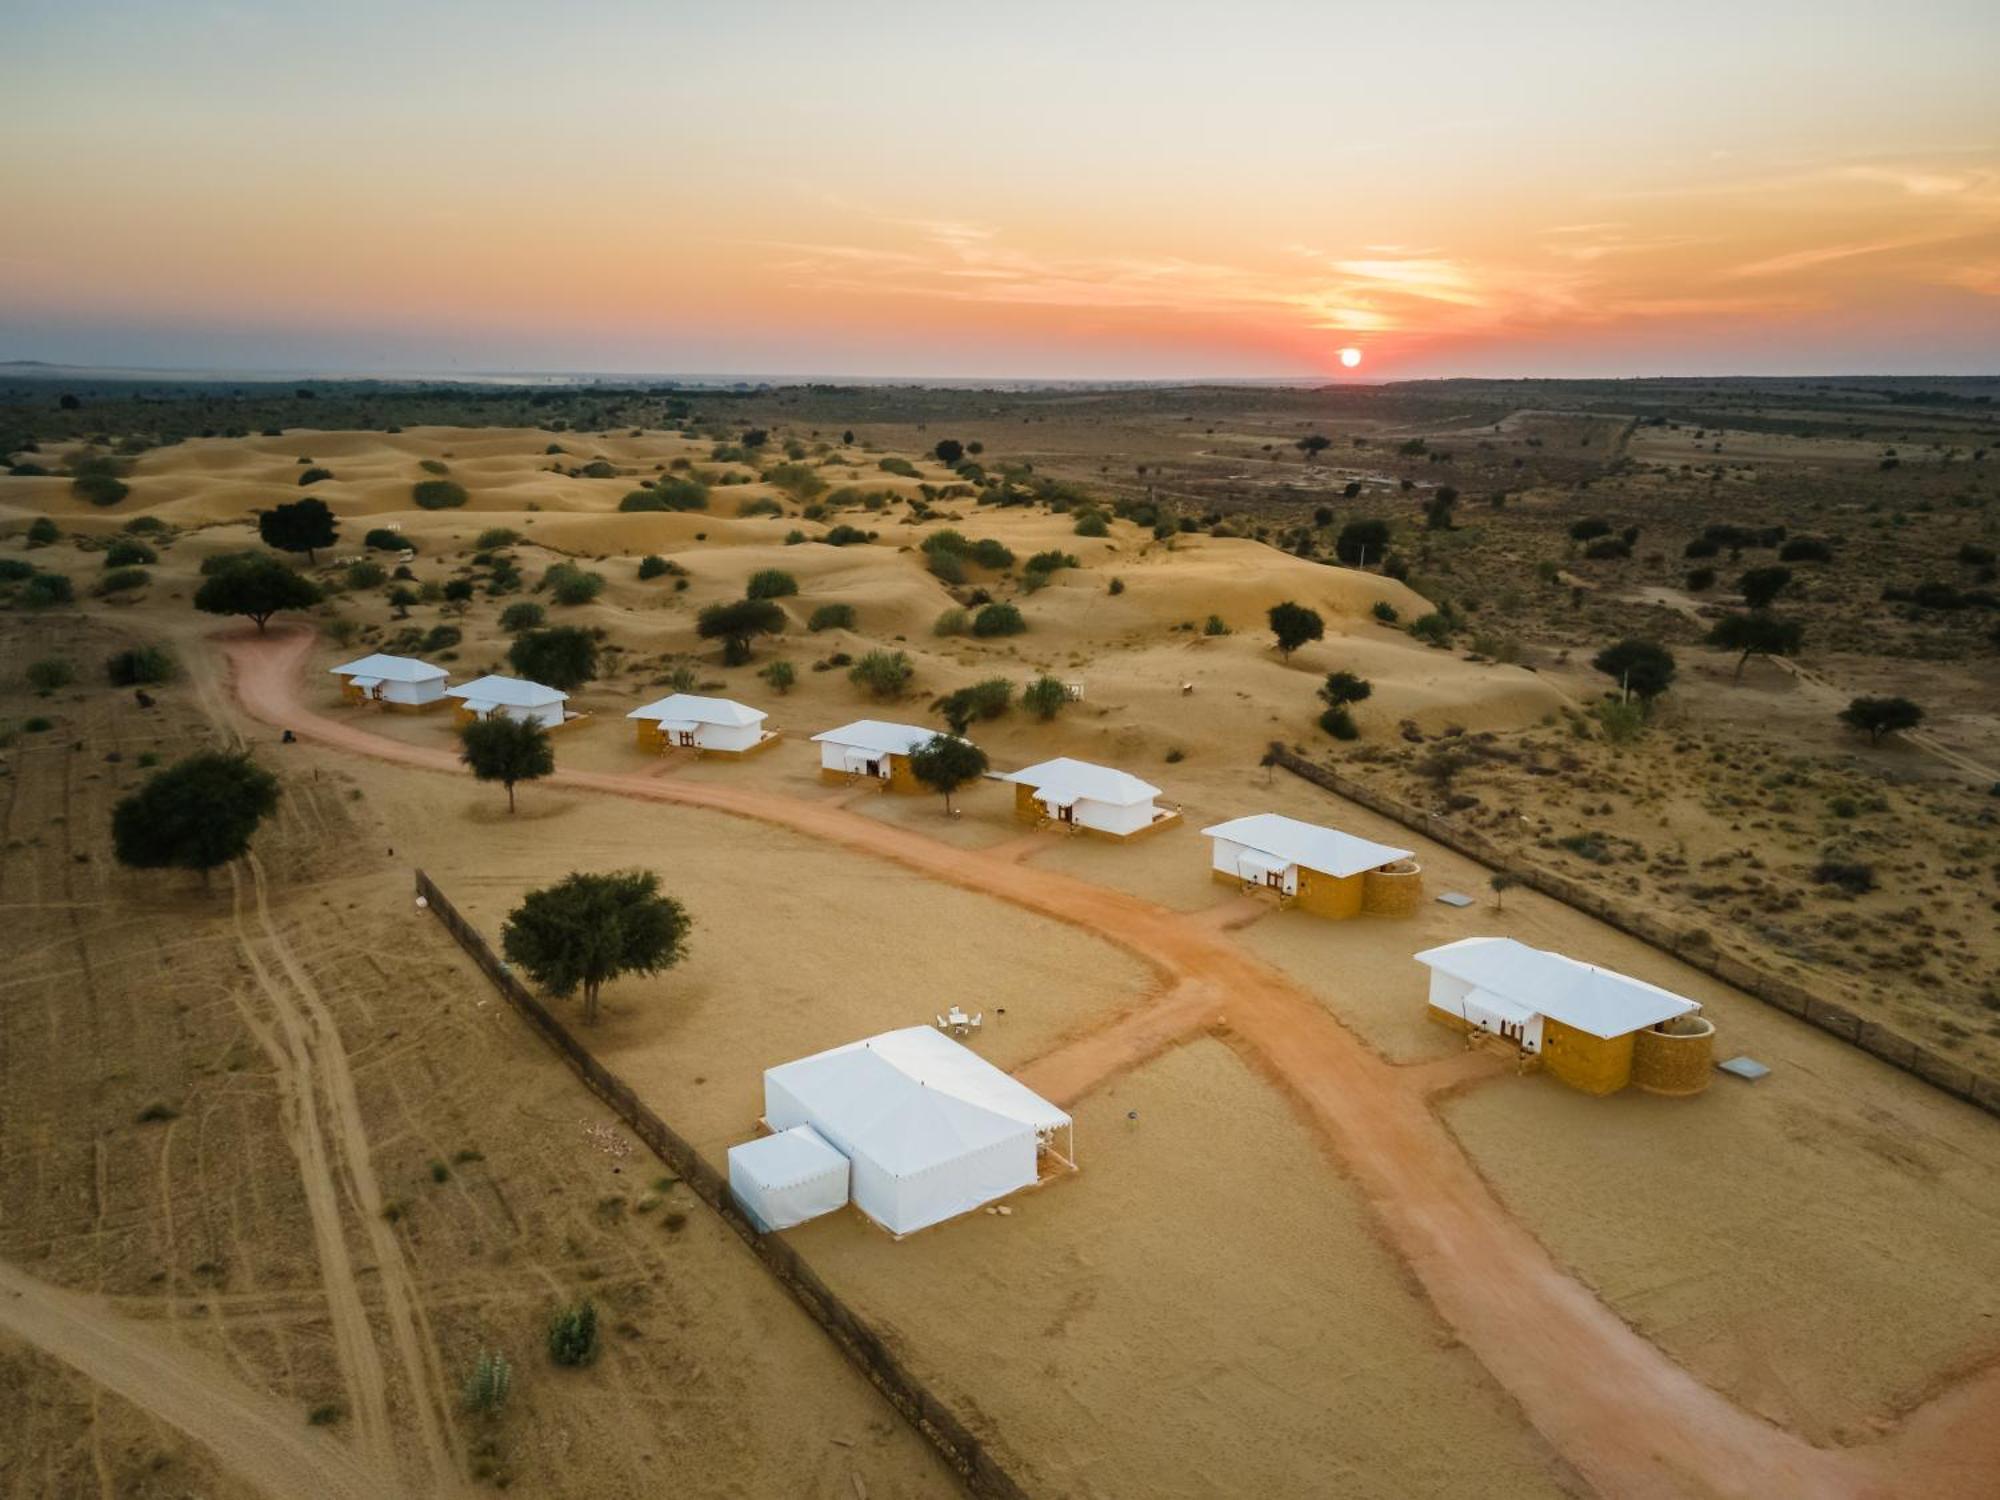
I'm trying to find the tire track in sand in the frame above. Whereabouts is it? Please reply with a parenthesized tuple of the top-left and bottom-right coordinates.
(232, 853, 463, 1491)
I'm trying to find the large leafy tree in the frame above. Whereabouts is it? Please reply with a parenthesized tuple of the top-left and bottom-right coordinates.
(696, 597, 785, 665)
(908, 732, 989, 814)
(501, 870, 691, 1024)
(507, 626, 598, 692)
(1839, 696, 1923, 745)
(1709, 612, 1803, 681)
(193, 555, 322, 632)
(1591, 639, 1677, 702)
(112, 752, 280, 876)
(1335, 519, 1390, 565)
(1267, 601, 1325, 658)
(459, 715, 554, 813)
(258, 497, 338, 562)
(1737, 565, 1792, 610)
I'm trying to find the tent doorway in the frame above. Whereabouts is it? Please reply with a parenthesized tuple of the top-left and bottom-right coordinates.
(1056, 803, 1075, 825)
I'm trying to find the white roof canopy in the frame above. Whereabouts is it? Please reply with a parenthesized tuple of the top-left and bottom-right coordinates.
(329, 653, 447, 684)
(346, 676, 383, 692)
(763, 1027, 1069, 1236)
(1415, 937, 1700, 1039)
(810, 720, 944, 756)
(445, 674, 566, 709)
(1201, 812, 1412, 879)
(1004, 757, 1160, 808)
(627, 693, 766, 728)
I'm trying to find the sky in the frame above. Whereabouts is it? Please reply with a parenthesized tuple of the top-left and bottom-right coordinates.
(3, 0, 1997, 381)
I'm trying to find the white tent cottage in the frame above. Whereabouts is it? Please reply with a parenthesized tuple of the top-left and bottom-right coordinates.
(761, 1027, 1074, 1237)
(1415, 936, 1706, 1095)
(627, 693, 773, 755)
(328, 653, 449, 710)
(446, 674, 568, 729)
(811, 720, 952, 793)
(1201, 812, 1420, 919)
(1003, 757, 1178, 838)
(727, 1124, 850, 1232)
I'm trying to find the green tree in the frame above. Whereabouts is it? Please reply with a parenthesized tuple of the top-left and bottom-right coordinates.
(501, 869, 691, 1023)
(1022, 675, 1069, 721)
(1268, 601, 1325, 657)
(933, 438, 965, 466)
(500, 601, 545, 633)
(258, 497, 338, 562)
(112, 752, 280, 877)
(759, 659, 797, 694)
(1738, 565, 1792, 610)
(106, 645, 174, 686)
(508, 626, 598, 691)
(1296, 433, 1331, 463)
(1335, 519, 1390, 565)
(193, 555, 321, 632)
(1318, 670, 1372, 709)
(105, 539, 157, 568)
(1423, 486, 1459, 530)
(458, 714, 554, 813)
(907, 733, 989, 814)
(1591, 639, 1677, 702)
(1839, 696, 1923, 745)
(1709, 612, 1803, 681)
(745, 568, 798, 600)
(849, 649, 914, 699)
(696, 597, 785, 664)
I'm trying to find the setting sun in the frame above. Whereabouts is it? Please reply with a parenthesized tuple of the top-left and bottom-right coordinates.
(1338, 347, 1364, 369)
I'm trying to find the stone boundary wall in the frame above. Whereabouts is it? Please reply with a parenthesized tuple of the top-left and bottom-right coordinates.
(414, 871, 1030, 1500)
(1266, 745, 2000, 1121)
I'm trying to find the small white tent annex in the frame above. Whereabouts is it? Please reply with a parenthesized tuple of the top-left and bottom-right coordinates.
(446, 674, 568, 729)
(628, 693, 772, 754)
(727, 1125, 850, 1232)
(762, 1027, 1073, 1237)
(328, 653, 448, 709)
(1003, 757, 1176, 838)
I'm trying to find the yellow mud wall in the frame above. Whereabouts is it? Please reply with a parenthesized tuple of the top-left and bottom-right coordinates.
(1295, 867, 1364, 920)
(885, 753, 924, 795)
(1541, 1018, 1634, 1095)
(1014, 783, 1044, 823)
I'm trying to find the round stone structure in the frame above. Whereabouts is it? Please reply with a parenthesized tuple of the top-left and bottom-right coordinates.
(1631, 1014, 1715, 1096)
(1362, 859, 1424, 917)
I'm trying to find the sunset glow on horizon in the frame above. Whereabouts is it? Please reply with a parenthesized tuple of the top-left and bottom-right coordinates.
(4, 1, 1997, 379)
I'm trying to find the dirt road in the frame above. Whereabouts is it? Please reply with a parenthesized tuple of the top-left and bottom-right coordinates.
(0, 1260, 392, 1500)
(227, 624, 1999, 1499)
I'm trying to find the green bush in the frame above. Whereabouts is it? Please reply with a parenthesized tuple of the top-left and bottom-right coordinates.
(500, 601, 545, 633)
(26, 518, 59, 547)
(23, 572, 75, 607)
(927, 550, 967, 584)
(1408, 612, 1453, 645)
(579, 460, 618, 478)
(547, 1300, 599, 1367)
(463, 1351, 512, 1415)
(123, 515, 168, 535)
(745, 568, 798, 600)
(1371, 601, 1399, 624)
(106, 645, 175, 686)
(763, 462, 828, 501)
(637, 554, 669, 580)
(26, 657, 74, 694)
(364, 527, 410, 551)
(0, 558, 35, 582)
(823, 524, 871, 546)
(1318, 705, 1359, 740)
(809, 603, 856, 632)
(849, 649, 914, 699)
(298, 467, 333, 486)
(475, 527, 521, 549)
(972, 602, 1026, 637)
(541, 562, 605, 606)
(1203, 614, 1230, 636)
(419, 458, 450, 475)
(619, 477, 707, 512)
(1022, 676, 1068, 720)
(104, 539, 157, 567)
(345, 559, 386, 589)
(412, 479, 468, 510)
(1073, 512, 1109, 537)
(879, 456, 920, 477)
(97, 567, 150, 594)
(74, 472, 130, 506)
(933, 607, 970, 637)
(738, 497, 784, 518)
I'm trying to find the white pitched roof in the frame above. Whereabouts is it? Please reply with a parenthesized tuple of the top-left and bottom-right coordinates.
(1415, 937, 1700, 1040)
(811, 720, 946, 756)
(627, 693, 765, 728)
(768, 1026, 1070, 1154)
(445, 674, 566, 708)
(1005, 757, 1160, 808)
(1200, 812, 1412, 879)
(329, 653, 447, 684)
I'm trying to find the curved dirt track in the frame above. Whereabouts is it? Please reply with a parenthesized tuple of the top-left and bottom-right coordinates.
(0, 1259, 392, 1500)
(229, 625, 1999, 1499)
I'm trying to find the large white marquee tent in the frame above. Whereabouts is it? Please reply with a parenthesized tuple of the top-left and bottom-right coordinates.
(762, 1027, 1073, 1237)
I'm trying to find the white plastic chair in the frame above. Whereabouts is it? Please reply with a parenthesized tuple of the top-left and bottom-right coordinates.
(970, 1012, 983, 1031)
(935, 1014, 948, 1031)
